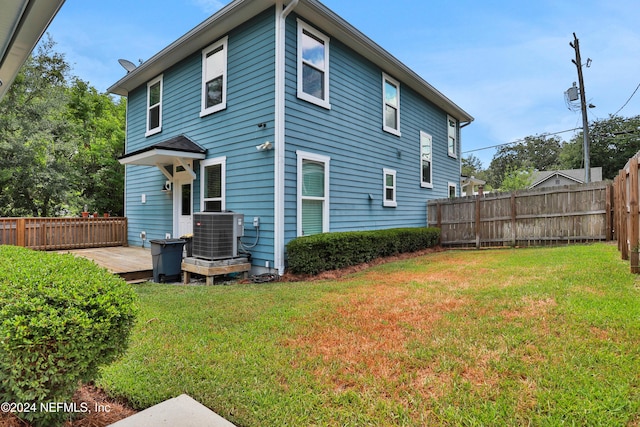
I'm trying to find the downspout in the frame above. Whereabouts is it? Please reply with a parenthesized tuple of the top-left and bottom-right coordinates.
(274, 0, 299, 274)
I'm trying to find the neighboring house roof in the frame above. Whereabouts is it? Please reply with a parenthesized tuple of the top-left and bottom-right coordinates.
(530, 167, 603, 188)
(107, 0, 473, 124)
(0, 0, 66, 100)
(119, 135, 207, 167)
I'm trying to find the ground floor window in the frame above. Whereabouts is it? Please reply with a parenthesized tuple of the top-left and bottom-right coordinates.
(200, 157, 226, 212)
(297, 151, 330, 236)
(383, 168, 397, 207)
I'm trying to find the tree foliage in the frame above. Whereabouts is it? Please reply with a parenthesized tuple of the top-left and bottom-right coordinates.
(560, 115, 640, 180)
(486, 136, 563, 188)
(0, 36, 125, 217)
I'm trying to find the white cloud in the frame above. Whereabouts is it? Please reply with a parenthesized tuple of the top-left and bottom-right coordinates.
(192, 0, 229, 14)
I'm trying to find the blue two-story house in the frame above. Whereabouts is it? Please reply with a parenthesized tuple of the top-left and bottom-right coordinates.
(108, 0, 473, 275)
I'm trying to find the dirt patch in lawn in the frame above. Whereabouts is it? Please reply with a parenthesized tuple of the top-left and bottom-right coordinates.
(0, 384, 135, 427)
(287, 280, 469, 398)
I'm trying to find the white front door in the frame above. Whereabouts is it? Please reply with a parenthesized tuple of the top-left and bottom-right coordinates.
(173, 160, 194, 238)
(175, 180, 193, 238)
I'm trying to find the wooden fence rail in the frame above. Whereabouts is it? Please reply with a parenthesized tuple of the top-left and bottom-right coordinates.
(0, 217, 128, 251)
(428, 181, 612, 249)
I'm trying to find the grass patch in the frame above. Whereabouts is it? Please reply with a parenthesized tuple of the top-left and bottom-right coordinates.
(98, 243, 640, 426)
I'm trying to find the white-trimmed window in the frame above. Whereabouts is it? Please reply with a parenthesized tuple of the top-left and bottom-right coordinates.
(297, 20, 331, 109)
(383, 168, 397, 207)
(447, 115, 457, 157)
(448, 182, 457, 198)
(145, 75, 163, 136)
(200, 157, 226, 212)
(420, 131, 433, 188)
(383, 74, 401, 136)
(297, 151, 330, 236)
(201, 37, 228, 117)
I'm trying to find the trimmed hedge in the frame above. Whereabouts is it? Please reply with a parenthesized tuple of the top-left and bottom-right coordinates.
(286, 227, 440, 275)
(0, 246, 138, 427)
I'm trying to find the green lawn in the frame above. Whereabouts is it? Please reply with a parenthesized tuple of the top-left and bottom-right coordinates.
(98, 243, 640, 426)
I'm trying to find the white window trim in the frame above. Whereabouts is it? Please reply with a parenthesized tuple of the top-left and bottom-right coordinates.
(447, 115, 457, 158)
(297, 19, 331, 110)
(383, 73, 401, 137)
(383, 168, 397, 207)
(145, 75, 163, 137)
(200, 156, 226, 211)
(420, 131, 433, 188)
(296, 150, 330, 236)
(200, 37, 228, 117)
(448, 182, 457, 198)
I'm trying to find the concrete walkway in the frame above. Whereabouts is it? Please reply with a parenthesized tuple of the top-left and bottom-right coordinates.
(108, 394, 236, 427)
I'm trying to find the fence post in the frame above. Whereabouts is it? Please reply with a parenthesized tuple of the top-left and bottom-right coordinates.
(605, 184, 612, 241)
(510, 192, 517, 246)
(621, 168, 629, 261)
(475, 196, 481, 249)
(630, 158, 639, 272)
(16, 218, 25, 247)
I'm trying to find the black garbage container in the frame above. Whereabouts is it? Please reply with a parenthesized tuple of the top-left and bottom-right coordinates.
(150, 239, 186, 283)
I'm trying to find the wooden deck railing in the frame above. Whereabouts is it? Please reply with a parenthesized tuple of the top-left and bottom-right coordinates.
(0, 217, 127, 251)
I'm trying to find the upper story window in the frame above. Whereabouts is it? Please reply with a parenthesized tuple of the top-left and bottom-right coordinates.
(201, 37, 228, 117)
(383, 74, 401, 136)
(447, 115, 457, 158)
(420, 131, 433, 188)
(145, 75, 163, 136)
(297, 20, 331, 109)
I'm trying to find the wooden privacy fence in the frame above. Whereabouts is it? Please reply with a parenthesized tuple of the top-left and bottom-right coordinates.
(0, 217, 127, 251)
(428, 181, 612, 248)
(613, 152, 640, 272)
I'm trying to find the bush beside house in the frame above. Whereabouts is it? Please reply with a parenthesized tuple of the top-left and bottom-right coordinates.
(286, 227, 441, 275)
(0, 246, 137, 427)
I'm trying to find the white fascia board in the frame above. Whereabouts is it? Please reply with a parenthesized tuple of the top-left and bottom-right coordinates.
(118, 149, 206, 167)
(0, 0, 65, 100)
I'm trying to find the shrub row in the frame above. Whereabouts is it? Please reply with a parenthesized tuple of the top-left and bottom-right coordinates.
(286, 227, 440, 275)
(0, 246, 138, 427)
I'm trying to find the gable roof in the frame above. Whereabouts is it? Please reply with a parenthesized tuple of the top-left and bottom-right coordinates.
(530, 167, 603, 188)
(0, 0, 65, 100)
(107, 0, 473, 124)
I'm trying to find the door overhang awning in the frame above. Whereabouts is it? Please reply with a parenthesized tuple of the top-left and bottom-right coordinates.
(118, 135, 207, 180)
(119, 135, 206, 167)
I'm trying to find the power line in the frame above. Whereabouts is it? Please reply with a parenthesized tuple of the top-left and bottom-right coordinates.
(613, 82, 640, 117)
(462, 127, 582, 154)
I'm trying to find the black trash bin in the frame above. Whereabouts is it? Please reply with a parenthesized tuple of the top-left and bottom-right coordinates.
(150, 239, 186, 283)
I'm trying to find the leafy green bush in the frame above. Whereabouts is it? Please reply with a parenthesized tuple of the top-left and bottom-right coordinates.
(286, 227, 440, 275)
(0, 246, 137, 427)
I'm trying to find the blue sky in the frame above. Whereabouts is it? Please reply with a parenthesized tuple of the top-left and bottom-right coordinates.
(45, 0, 640, 168)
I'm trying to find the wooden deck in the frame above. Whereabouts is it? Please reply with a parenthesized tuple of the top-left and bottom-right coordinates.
(59, 246, 153, 282)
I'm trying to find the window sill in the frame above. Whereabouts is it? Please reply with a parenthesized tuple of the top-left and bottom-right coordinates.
(200, 103, 227, 118)
(421, 183, 433, 189)
(383, 201, 397, 208)
(297, 92, 331, 110)
(145, 127, 162, 137)
(383, 126, 401, 137)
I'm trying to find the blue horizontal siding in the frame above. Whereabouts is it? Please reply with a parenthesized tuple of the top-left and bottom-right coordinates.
(123, 8, 277, 267)
(283, 13, 460, 245)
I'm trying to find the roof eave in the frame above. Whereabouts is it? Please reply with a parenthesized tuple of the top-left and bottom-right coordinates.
(107, 0, 473, 124)
(107, 0, 273, 96)
(0, 0, 65, 100)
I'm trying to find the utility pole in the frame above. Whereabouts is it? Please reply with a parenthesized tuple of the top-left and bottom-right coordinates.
(570, 32, 590, 183)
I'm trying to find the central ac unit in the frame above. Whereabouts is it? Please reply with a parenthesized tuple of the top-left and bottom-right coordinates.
(193, 212, 245, 260)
